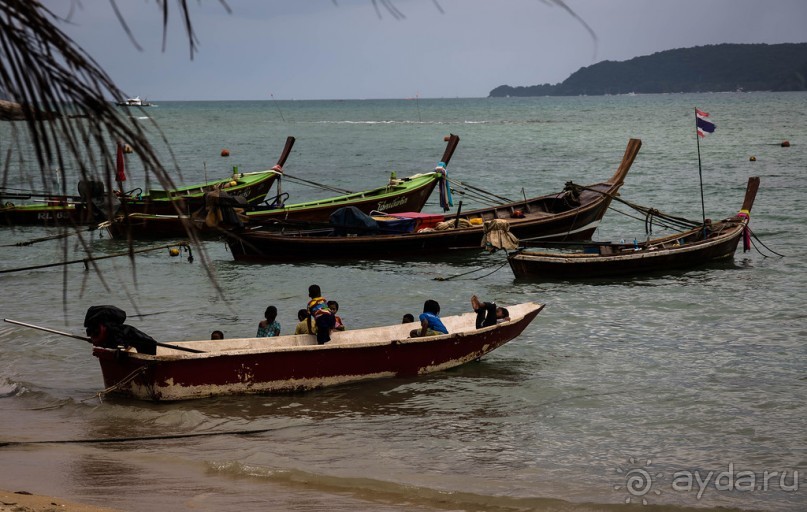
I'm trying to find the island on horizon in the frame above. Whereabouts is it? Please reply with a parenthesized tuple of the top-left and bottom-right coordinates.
(490, 43, 807, 97)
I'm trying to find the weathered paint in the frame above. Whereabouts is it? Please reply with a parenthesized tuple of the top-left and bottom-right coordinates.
(93, 303, 545, 401)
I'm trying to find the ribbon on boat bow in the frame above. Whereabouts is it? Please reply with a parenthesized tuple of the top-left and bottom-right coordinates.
(737, 209, 751, 252)
(436, 162, 453, 211)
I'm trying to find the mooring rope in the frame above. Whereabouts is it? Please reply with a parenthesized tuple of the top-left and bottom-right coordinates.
(0, 242, 193, 274)
(433, 253, 510, 281)
(0, 223, 106, 248)
(747, 227, 787, 258)
(81, 366, 149, 403)
(0, 425, 313, 448)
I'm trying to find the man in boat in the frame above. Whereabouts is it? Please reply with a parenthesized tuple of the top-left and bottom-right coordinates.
(471, 295, 510, 329)
(84, 305, 158, 355)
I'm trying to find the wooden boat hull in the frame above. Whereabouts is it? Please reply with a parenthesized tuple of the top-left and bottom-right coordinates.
(92, 302, 544, 401)
(508, 177, 760, 279)
(108, 171, 442, 238)
(0, 202, 86, 226)
(0, 170, 278, 226)
(226, 139, 642, 262)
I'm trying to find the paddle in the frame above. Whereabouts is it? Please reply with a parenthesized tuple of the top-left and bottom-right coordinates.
(3, 318, 205, 354)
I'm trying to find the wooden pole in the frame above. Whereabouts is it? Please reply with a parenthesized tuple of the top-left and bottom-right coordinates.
(695, 108, 707, 229)
(3, 318, 205, 353)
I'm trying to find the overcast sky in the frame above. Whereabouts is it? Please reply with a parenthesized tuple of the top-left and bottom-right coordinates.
(42, 0, 807, 100)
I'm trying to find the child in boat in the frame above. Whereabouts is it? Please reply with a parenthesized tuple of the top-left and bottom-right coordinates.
(471, 295, 510, 328)
(410, 299, 448, 337)
(257, 305, 280, 337)
(294, 309, 317, 335)
(402, 313, 415, 324)
(210, 330, 224, 340)
(307, 284, 336, 344)
(328, 300, 346, 331)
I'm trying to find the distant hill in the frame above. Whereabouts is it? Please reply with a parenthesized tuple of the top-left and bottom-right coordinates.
(489, 43, 807, 97)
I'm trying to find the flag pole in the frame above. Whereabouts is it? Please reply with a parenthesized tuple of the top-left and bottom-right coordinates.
(695, 108, 706, 229)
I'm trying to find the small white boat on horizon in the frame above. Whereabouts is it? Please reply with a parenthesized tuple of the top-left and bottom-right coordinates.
(115, 96, 154, 107)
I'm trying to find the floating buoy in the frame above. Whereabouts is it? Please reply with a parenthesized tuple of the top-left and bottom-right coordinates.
(749, 156, 756, 161)
(221, 149, 230, 157)
(781, 140, 790, 147)
(123, 144, 133, 154)
(169, 248, 180, 257)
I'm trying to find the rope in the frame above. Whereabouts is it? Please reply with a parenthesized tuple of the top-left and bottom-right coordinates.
(281, 173, 353, 195)
(572, 183, 702, 229)
(747, 227, 787, 258)
(81, 366, 148, 403)
(0, 425, 312, 448)
(0, 223, 106, 248)
(0, 241, 193, 274)
(447, 178, 513, 205)
(433, 254, 509, 281)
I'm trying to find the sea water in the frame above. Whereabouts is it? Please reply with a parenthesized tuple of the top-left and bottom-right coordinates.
(0, 93, 805, 511)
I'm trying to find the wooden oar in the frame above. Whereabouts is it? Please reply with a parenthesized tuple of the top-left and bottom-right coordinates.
(3, 318, 205, 354)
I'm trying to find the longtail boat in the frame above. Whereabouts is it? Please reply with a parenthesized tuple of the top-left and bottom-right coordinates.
(87, 301, 544, 401)
(105, 134, 460, 239)
(0, 137, 294, 227)
(507, 177, 760, 279)
(225, 138, 641, 262)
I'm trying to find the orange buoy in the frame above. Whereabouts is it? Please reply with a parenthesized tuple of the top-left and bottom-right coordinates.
(749, 156, 756, 161)
(781, 140, 790, 147)
(221, 149, 230, 157)
(169, 248, 180, 257)
(123, 144, 133, 154)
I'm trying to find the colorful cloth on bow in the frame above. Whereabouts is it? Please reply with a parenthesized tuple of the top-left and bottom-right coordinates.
(436, 162, 453, 211)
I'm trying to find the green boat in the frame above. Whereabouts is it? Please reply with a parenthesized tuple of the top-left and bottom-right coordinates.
(107, 134, 460, 239)
(0, 137, 294, 227)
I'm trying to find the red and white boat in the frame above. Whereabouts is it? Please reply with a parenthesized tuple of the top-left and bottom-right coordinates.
(92, 302, 545, 401)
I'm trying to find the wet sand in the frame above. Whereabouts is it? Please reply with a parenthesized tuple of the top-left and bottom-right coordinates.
(0, 490, 121, 512)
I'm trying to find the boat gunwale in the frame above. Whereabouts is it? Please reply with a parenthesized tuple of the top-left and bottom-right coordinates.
(512, 216, 747, 263)
(93, 302, 545, 361)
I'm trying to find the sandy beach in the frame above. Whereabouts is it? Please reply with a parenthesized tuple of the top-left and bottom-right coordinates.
(0, 490, 121, 512)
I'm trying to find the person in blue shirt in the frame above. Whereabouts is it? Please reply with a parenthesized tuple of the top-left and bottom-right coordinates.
(410, 299, 448, 337)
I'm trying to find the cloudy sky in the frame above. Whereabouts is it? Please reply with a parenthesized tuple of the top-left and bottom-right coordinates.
(42, 0, 807, 100)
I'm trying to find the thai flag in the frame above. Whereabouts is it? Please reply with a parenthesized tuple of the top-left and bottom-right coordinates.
(696, 108, 716, 138)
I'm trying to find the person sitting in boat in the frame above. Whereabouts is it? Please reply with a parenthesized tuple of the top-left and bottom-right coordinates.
(402, 313, 415, 324)
(471, 295, 510, 329)
(211, 330, 224, 340)
(307, 284, 336, 345)
(410, 299, 449, 338)
(257, 305, 280, 337)
(294, 309, 317, 335)
(83, 305, 157, 355)
(328, 300, 346, 331)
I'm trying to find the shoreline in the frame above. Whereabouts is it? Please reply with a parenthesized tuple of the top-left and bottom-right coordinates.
(0, 489, 121, 512)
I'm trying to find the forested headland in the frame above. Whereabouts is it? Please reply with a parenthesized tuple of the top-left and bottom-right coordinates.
(489, 43, 807, 97)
